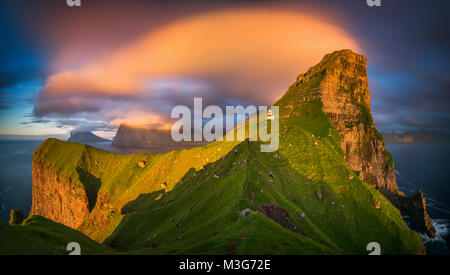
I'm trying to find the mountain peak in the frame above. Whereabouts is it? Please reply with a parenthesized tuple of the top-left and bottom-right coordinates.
(322, 49, 366, 62)
(295, 49, 366, 82)
(278, 49, 397, 193)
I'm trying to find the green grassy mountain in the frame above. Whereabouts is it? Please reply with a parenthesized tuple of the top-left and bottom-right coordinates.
(0, 50, 425, 255)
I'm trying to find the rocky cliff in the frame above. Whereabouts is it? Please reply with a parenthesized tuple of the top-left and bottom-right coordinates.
(290, 50, 397, 193)
(385, 190, 437, 238)
(277, 49, 436, 237)
(9, 209, 24, 225)
(29, 137, 239, 242)
(30, 159, 91, 229)
(30, 139, 104, 231)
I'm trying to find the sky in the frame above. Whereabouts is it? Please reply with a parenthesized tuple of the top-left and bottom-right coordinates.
(0, 0, 449, 139)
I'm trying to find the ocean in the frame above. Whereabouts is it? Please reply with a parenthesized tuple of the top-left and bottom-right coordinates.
(386, 143, 450, 254)
(0, 139, 449, 254)
(0, 140, 41, 222)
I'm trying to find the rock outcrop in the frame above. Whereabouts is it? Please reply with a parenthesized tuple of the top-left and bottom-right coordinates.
(9, 209, 24, 225)
(385, 190, 437, 238)
(30, 160, 91, 229)
(293, 50, 397, 193)
(257, 204, 301, 234)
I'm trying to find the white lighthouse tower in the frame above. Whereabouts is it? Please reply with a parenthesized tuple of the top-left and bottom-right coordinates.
(267, 108, 274, 120)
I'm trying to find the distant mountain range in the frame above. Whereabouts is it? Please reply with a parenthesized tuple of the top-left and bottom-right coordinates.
(382, 130, 450, 144)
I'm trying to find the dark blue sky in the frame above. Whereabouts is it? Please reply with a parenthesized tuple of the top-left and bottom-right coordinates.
(0, 0, 449, 137)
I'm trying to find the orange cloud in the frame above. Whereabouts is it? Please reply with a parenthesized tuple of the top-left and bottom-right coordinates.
(36, 9, 359, 126)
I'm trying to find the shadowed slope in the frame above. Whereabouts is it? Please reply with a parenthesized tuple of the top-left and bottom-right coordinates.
(0, 216, 116, 255)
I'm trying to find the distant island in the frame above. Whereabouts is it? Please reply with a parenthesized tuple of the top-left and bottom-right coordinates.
(68, 131, 111, 143)
(382, 130, 450, 144)
(112, 124, 208, 149)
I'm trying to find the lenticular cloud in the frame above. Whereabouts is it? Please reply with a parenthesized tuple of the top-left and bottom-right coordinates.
(34, 9, 359, 128)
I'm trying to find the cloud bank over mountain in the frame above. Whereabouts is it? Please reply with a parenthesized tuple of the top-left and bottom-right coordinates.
(33, 9, 359, 129)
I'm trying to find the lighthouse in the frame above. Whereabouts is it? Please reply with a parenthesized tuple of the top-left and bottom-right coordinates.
(267, 108, 274, 120)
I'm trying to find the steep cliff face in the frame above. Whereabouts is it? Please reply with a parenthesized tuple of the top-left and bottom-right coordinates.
(30, 160, 90, 229)
(9, 209, 25, 225)
(29, 138, 239, 242)
(30, 140, 103, 231)
(386, 190, 437, 238)
(286, 50, 397, 193)
(276, 49, 435, 237)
